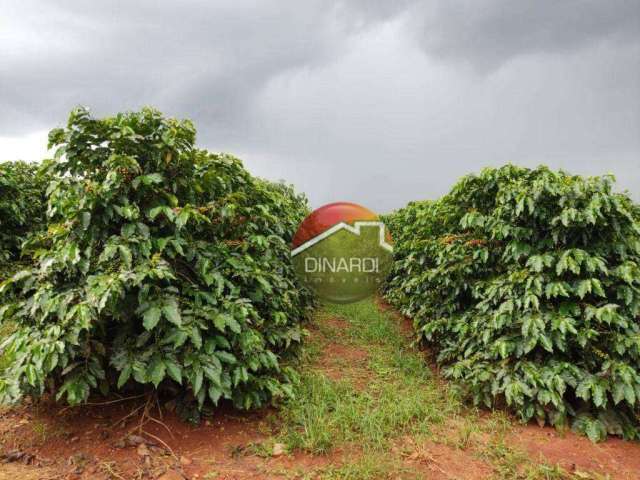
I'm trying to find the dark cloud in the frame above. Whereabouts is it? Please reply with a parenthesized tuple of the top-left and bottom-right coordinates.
(1, 1, 638, 210)
(412, 0, 640, 70)
(0, 1, 402, 135)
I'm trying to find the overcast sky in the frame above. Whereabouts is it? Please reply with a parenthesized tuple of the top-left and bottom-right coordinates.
(1, 1, 639, 212)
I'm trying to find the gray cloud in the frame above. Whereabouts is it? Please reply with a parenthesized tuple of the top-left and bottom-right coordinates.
(0, 1, 402, 134)
(412, 0, 640, 70)
(1, 0, 638, 211)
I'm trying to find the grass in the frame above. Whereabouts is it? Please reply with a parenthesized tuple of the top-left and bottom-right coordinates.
(279, 300, 460, 454)
(319, 454, 412, 480)
(268, 298, 606, 479)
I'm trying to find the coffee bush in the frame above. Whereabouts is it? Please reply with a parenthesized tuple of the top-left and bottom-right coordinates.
(0, 160, 50, 278)
(385, 165, 640, 441)
(0, 107, 314, 412)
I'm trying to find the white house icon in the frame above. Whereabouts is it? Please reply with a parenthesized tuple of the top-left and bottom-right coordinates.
(291, 221, 393, 257)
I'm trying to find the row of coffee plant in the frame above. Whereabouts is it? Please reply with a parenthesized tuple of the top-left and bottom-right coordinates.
(0, 160, 50, 278)
(384, 165, 640, 441)
(0, 108, 314, 416)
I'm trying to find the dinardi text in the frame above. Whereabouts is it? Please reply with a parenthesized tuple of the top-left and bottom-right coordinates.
(304, 257, 379, 273)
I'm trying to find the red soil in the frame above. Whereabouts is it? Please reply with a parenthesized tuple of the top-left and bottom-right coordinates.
(512, 424, 640, 480)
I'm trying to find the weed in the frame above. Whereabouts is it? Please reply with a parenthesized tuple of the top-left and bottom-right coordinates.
(279, 300, 459, 454)
(320, 453, 412, 480)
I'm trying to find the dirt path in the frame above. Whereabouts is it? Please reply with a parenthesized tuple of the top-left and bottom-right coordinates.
(1, 299, 639, 479)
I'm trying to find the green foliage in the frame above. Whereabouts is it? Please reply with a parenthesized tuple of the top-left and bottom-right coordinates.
(385, 165, 640, 441)
(0, 107, 313, 411)
(0, 160, 50, 278)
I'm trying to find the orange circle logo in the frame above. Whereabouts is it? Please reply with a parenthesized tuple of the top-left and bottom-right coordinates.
(291, 202, 393, 304)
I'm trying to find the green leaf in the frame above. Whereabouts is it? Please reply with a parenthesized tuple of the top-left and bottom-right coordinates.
(539, 334, 553, 353)
(140, 173, 163, 186)
(226, 316, 241, 334)
(585, 419, 606, 442)
(162, 300, 181, 326)
(214, 313, 230, 332)
(176, 210, 190, 229)
(190, 326, 203, 349)
(118, 244, 132, 268)
(591, 278, 606, 297)
(576, 280, 592, 299)
(576, 380, 592, 401)
(623, 384, 636, 406)
(162, 329, 188, 348)
(527, 255, 544, 273)
(165, 361, 182, 384)
(149, 358, 166, 388)
(148, 205, 175, 221)
(143, 306, 162, 330)
(208, 385, 222, 405)
(193, 369, 203, 395)
(592, 384, 605, 408)
(215, 351, 237, 364)
(117, 364, 132, 389)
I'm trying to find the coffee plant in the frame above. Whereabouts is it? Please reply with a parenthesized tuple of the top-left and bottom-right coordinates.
(385, 165, 640, 441)
(0, 107, 314, 412)
(0, 161, 50, 278)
